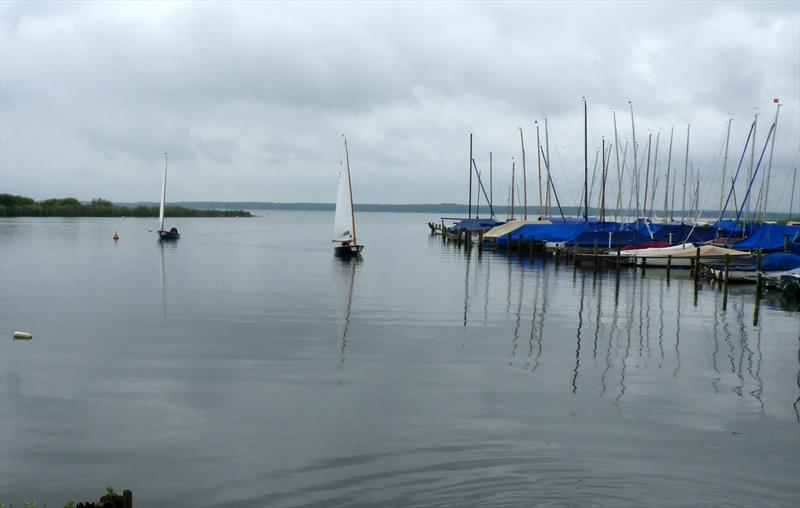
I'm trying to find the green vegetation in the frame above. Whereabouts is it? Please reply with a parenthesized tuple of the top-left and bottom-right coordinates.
(0, 194, 251, 218)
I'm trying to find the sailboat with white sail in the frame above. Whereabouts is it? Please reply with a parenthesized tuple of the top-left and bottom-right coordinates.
(333, 137, 363, 257)
(157, 152, 180, 240)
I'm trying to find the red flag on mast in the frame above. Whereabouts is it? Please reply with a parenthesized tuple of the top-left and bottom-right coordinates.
(773, 98, 780, 103)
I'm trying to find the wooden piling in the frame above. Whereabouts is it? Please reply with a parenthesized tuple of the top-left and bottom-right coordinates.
(615, 244, 621, 270)
(478, 231, 484, 251)
(666, 255, 672, 283)
(693, 247, 701, 282)
(722, 254, 730, 311)
(641, 257, 647, 277)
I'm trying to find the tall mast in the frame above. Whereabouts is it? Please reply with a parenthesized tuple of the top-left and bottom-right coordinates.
(790, 166, 798, 221)
(510, 158, 516, 220)
(583, 97, 588, 221)
(600, 138, 606, 222)
(520, 128, 528, 220)
(343, 137, 357, 245)
(643, 133, 652, 219)
(663, 127, 673, 221)
(468, 133, 473, 219)
(489, 151, 493, 218)
(159, 152, 168, 231)
(762, 101, 781, 219)
(718, 118, 732, 215)
(612, 109, 622, 222)
(535, 122, 543, 219)
(629, 101, 639, 218)
(544, 116, 551, 217)
(745, 112, 758, 222)
(681, 123, 690, 224)
(650, 131, 660, 219)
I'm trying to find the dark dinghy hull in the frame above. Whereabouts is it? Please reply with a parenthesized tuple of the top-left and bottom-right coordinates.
(158, 228, 180, 240)
(334, 244, 363, 258)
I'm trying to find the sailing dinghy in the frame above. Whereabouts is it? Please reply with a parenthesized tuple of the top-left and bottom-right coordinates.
(157, 152, 180, 240)
(333, 137, 363, 257)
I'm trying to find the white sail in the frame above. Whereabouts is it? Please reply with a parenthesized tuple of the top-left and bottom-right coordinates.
(333, 161, 354, 243)
(158, 153, 168, 231)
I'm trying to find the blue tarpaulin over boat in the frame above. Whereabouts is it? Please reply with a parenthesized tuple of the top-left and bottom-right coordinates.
(650, 224, 717, 244)
(760, 253, 800, 271)
(734, 224, 800, 251)
(499, 221, 622, 246)
(572, 230, 653, 248)
(449, 218, 504, 232)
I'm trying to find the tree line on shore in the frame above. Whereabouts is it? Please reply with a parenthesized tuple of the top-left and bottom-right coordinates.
(0, 194, 251, 218)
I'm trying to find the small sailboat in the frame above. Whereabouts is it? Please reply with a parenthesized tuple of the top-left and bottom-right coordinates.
(333, 137, 363, 257)
(157, 152, 180, 240)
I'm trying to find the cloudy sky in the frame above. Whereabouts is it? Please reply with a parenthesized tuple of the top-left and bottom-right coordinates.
(1, 1, 798, 211)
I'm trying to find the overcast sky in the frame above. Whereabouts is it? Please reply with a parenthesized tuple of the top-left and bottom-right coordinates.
(1, 1, 798, 211)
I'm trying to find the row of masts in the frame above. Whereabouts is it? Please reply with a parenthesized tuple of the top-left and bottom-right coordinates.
(465, 99, 789, 225)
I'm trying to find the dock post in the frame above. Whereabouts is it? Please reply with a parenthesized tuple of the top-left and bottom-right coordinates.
(466, 231, 473, 250)
(785, 234, 790, 253)
(753, 272, 762, 325)
(722, 254, 730, 311)
(666, 255, 672, 283)
(478, 231, 484, 252)
(693, 247, 701, 282)
(641, 257, 647, 277)
(615, 242, 621, 271)
(529, 235, 535, 259)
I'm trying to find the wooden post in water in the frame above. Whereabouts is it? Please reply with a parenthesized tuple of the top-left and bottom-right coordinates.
(693, 247, 701, 282)
(529, 235, 535, 259)
(784, 234, 790, 253)
(722, 254, 730, 311)
(593, 239, 599, 272)
(615, 242, 621, 271)
(641, 257, 647, 277)
(478, 231, 484, 252)
(666, 255, 672, 282)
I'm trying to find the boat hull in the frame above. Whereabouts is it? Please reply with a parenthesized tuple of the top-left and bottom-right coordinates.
(334, 244, 363, 257)
(158, 229, 180, 240)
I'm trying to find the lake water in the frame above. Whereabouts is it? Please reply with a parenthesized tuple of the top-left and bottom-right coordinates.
(1, 212, 798, 507)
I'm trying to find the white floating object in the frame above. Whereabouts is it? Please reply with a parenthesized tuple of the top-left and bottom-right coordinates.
(13, 331, 32, 340)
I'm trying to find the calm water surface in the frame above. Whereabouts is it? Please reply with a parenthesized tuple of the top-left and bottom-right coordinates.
(1, 212, 799, 507)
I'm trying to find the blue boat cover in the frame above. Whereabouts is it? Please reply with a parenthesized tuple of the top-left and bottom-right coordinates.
(449, 218, 503, 232)
(760, 253, 800, 271)
(734, 224, 800, 251)
(650, 224, 717, 244)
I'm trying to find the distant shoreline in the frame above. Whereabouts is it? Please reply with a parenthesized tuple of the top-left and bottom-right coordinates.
(0, 194, 252, 218)
(122, 201, 796, 221)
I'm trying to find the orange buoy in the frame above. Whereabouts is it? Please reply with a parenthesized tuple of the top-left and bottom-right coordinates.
(113, 231, 119, 241)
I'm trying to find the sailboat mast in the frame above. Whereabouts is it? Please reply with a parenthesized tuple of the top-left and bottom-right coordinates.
(744, 112, 758, 224)
(681, 123, 690, 224)
(520, 128, 528, 220)
(489, 151, 493, 218)
(159, 152, 168, 231)
(664, 127, 673, 221)
(629, 101, 639, 219)
(468, 133, 473, 219)
(544, 117, 551, 217)
(790, 166, 797, 221)
(718, 118, 732, 215)
(643, 133, 652, 218)
(343, 137, 357, 245)
(583, 97, 588, 221)
(612, 109, 622, 222)
(651, 131, 660, 220)
(600, 138, 606, 222)
(535, 122, 543, 218)
(762, 101, 781, 220)
(510, 159, 516, 220)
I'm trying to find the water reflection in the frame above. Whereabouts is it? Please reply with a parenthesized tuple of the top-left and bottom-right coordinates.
(334, 257, 359, 369)
(457, 246, 800, 421)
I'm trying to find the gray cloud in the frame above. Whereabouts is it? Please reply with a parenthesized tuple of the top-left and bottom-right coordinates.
(1, 1, 798, 211)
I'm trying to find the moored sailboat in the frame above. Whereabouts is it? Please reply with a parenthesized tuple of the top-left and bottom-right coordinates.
(333, 137, 363, 257)
(157, 152, 180, 240)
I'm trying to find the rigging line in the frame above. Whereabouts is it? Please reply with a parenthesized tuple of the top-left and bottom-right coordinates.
(540, 145, 566, 222)
(730, 122, 777, 242)
(717, 120, 756, 232)
(471, 158, 495, 218)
